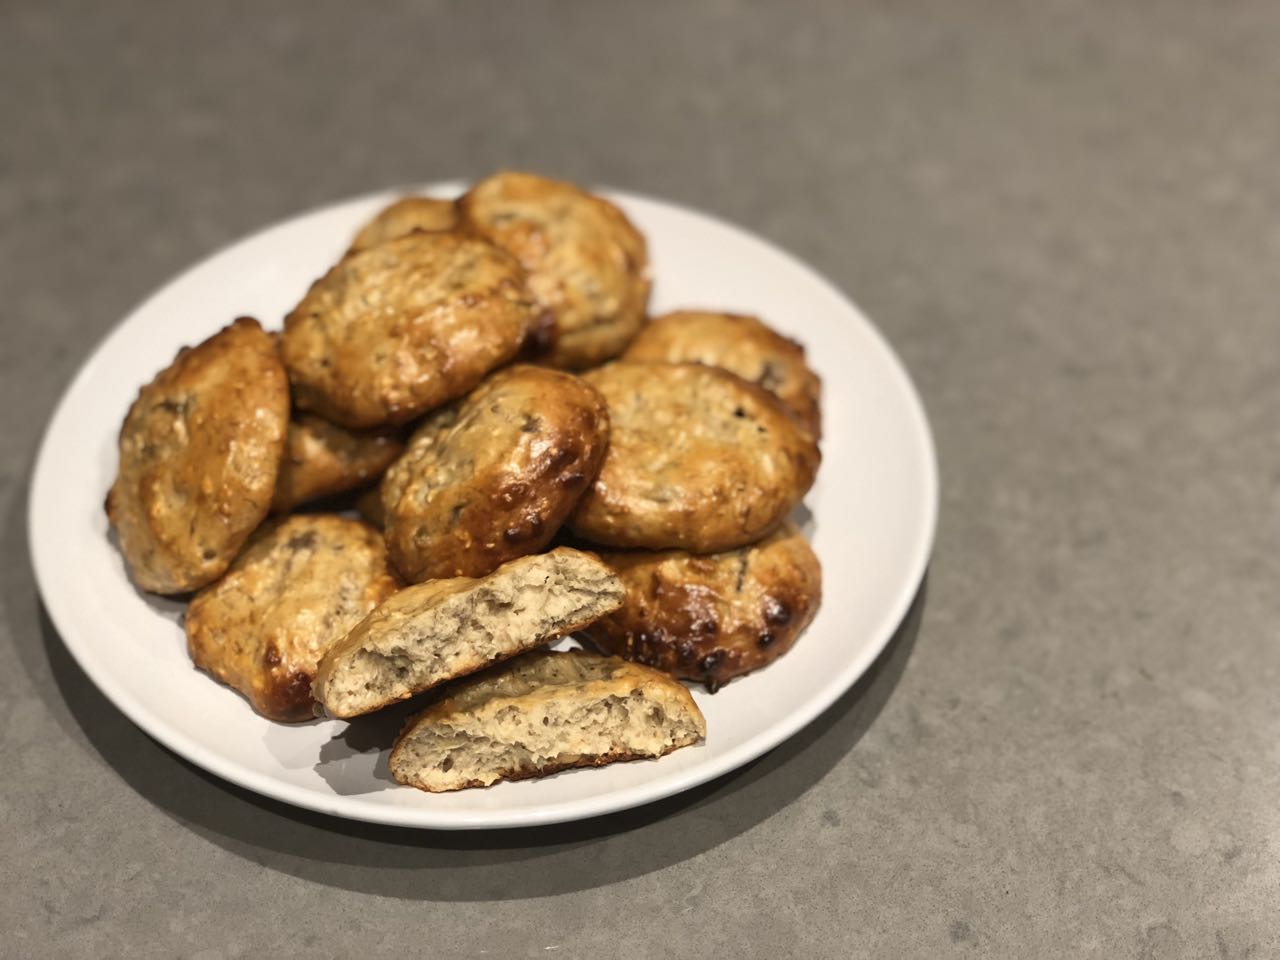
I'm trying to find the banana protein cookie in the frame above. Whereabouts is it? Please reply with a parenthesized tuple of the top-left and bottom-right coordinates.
(106, 316, 289, 594)
(382, 364, 609, 582)
(185, 514, 401, 721)
(569, 362, 820, 552)
(389, 649, 705, 792)
(459, 171, 650, 370)
(313, 548, 625, 718)
(282, 230, 536, 428)
(623, 310, 822, 438)
(348, 195, 459, 253)
(581, 523, 822, 691)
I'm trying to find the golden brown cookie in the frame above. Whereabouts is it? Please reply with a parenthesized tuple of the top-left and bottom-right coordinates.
(347, 195, 459, 253)
(106, 317, 288, 595)
(581, 524, 822, 692)
(622, 310, 823, 438)
(313, 548, 625, 718)
(271, 413, 404, 513)
(186, 514, 400, 721)
(569, 363, 820, 552)
(389, 649, 705, 792)
(281, 231, 536, 428)
(458, 171, 650, 370)
(382, 364, 609, 582)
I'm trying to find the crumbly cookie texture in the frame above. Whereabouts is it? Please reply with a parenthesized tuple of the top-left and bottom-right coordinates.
(389, 649, 706, 792)
(623, 309, 823, 438)
(282, 230, 536, 428)
(312, 548, 625, 719)
(106, 316, 288, 594)
(381, 364, 610, 582)
(185, 514, 400, 721)
(459, 171, 650, 370)
(582, 523, 822, 692)
(569, 362, 820, 552)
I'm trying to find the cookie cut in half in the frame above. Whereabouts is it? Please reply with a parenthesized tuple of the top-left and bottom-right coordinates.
(312, 548, 624, 718)
(388, 649, 706, 792)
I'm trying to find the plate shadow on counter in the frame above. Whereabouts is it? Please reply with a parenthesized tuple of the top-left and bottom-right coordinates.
(8, 483, 926, 901)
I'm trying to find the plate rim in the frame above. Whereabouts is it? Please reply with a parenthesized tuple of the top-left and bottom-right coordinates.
(28, 182, 938, 830)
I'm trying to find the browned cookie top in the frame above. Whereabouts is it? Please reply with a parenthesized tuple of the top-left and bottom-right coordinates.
(459, 171, 650, 370)
(581, 523, 822, 691)
(282, 231, 535, 428)
(271, 413, 404, 513)
(106, 316, 289, 594)
(569, 362, 820, 552)
(382, 364, 609, 582)
(185, 514, 400, 722)
(623, 310, 823, 438)
(347, 195, 459, 253)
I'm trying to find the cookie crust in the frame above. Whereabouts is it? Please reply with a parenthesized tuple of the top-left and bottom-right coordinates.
(569, 362, 819, 552)
(459, 171, 650, 369)
(106, 316, 288, 594)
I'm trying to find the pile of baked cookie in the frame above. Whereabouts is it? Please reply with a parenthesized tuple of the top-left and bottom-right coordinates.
(105, 172, 823, 793)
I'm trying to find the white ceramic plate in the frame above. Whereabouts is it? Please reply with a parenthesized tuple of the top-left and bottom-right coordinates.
(29, 182, 937, 830)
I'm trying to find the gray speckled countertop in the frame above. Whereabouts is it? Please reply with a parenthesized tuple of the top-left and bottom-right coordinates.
(3, 2, 1278, 957)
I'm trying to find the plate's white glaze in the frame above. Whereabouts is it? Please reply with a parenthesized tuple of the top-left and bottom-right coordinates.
(29, 182, 937, 829)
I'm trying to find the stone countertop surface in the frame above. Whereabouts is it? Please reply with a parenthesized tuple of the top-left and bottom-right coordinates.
(2, 2, 1277, 957)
